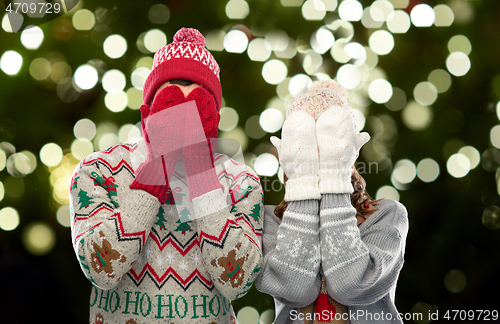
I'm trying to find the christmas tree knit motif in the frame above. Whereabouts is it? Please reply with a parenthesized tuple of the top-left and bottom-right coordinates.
(78, 189, 94, 210)
(175, 208, 193, 234)
(249, 203, 261, 223)
(155, 206, 167, 230)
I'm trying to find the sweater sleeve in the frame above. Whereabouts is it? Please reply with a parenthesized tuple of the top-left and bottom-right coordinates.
(255, 200, 322, 308)
(192, 166, 263, 301)
(319, 194, 408, 306)
(70, 158, 160, 290)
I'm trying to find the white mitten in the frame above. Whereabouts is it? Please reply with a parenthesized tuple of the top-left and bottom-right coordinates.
(316, 107, 370, 194)
(270, 110, 321, 201)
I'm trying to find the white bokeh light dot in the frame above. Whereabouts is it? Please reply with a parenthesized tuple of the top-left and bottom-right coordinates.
(417, 158, 440, 182)
(104, 91, 128, 113)
(497, 102, 500, 121)
(344, 42, 366, 61)
(1, 50, 23, 75)
(144, 29, 167, 53)
(254, 153, 279, 177)
(387, 10, 411, 33)
(369, 30, 394, 55)
(368, 79, 393, 104)
(260, 108, 284, 133)
(413, 82, 438, 106)
(311, 28, 335, 54)
(402, 101, 433, 131)
(103, 34, 128, 59)
(56, 205, 71, 228)
(330, 39, 351, 63)
(74, 64, 98, 90)
(2, 12, 23, 33)
(302, 0, 327, 21)
(72, 9, 96, 31)
(370, 0, 394, 22)
(262, 60, 288, 85)
(131, 67, 151, 90)
(219, 107, 239, 132)
(0, 207, 20, 231)
(448, 35, 472, 55)
(393, 159, 417, 184)
(458, 146, 480, 169)
(260, 309, 275, 324)
(289, 74, 313, 97)
(98, 134, 120, 151)
(74, 118, 97, 141)
(447, 153, 470, 178)
(428, 69, 452, 93)
(434, 4, 454, 27)
(226, 0, 250, 19)
(339, 0, 363, 21)
(337, 64, 361, 90)
(446, 52, 471, 77)
(71, 139, 94, 160)
(490, 125, 500, 149)
(376, 186, 400, 201)
(223, 30, 249, 53)
(411, 4, 435, 27)
(247, 38, 271, 61)
(102, 69, 126, 94)
(40, 143, 63, 167)
(20, 26, 44, 50)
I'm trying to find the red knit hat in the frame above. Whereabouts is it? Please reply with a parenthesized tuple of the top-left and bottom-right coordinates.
(142, 28, 222, 110)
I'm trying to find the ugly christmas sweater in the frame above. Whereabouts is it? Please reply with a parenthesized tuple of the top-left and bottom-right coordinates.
(69, 140, 263, 324)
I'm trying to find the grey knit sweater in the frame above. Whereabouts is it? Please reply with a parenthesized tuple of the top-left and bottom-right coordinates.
(255, 195, 408, 324)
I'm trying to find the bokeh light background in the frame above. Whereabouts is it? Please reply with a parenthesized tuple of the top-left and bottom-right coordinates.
(1, 0, 500, 322)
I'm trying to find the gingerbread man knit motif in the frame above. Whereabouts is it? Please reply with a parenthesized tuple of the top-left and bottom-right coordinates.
(70, 141, 263, 323)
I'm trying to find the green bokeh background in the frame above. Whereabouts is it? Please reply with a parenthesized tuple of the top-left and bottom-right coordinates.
(1, 0, 500, 323)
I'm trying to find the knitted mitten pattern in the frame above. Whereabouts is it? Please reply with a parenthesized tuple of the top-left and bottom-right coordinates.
(316, 107, 370, 194)
(271, 110, 321, 201)
(130, 87, 187, 203)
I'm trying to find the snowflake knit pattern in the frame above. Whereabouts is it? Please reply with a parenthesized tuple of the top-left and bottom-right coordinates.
(70, 140, 263, 324)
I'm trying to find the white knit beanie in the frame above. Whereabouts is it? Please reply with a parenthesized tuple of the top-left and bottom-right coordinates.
(286, 80, 356, 122)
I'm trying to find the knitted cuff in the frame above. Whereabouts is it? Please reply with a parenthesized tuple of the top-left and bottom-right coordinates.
(191, 188, 229, 220)
(319, 169, 353, 194)
(320, 193, 351, 209)
(122, 190, 162, 229)
(186, 167, 223, 200)
(284, 176, 321, 202)
(130, 180, 168, 205)
(130, 159, 168, 204)
(319, 194, 356, 223)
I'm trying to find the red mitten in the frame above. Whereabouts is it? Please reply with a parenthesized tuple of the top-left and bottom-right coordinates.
(182, 87, 223, 200)
(130, 87, 186, 203)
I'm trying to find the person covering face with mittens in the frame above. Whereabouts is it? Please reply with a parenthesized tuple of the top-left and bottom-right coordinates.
(255, 80, 409, 324)
(69, 28, 263, 324)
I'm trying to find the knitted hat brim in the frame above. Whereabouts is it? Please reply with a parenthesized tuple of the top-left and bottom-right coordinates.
(142, 57, 222, 110)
